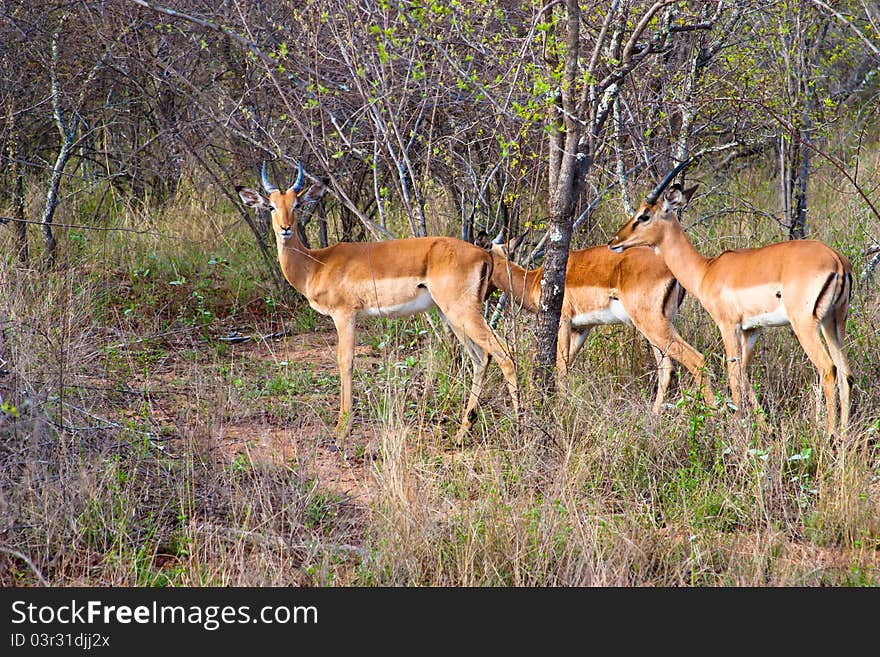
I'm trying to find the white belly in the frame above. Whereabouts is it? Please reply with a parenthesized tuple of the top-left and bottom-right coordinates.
(360, 288, 436, 318)
(571, 299, 632, 327)
(742, 306, 789, 329)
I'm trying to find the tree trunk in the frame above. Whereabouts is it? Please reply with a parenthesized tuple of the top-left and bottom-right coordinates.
(534, 0, 581, 389)
(790, 131, 810, 240)
(534, 178, 575, 387)
(317, 201, 329, 248)
(780, 134, 792, 230)
(788, 16, 826, 240)
(41, 138, 75, 269)
(41, 25, 77, 269)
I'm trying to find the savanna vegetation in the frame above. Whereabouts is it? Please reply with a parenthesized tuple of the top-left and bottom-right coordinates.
(1, 0, 878, 586)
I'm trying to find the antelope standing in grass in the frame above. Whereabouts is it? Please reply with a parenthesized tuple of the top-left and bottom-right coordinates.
(608, 160, 853, 436)
(238, 162, 519, 446)
(476, 230, 715, 413)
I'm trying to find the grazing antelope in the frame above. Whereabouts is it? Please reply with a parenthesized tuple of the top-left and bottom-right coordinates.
(475, 231, 715, 413)
(237, 163, 519, 446)
(608, 160, 853, 436)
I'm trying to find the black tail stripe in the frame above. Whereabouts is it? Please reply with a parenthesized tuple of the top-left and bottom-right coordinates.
(812, 272, 837, 318)
(480, 260, 491, 300)
(661, 279, 681, 317)
(826, 268, 852, 314)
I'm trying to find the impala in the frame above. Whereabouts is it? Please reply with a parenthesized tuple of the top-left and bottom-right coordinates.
(608, 160, 853, 436)
(237, 163, 519, 447)
(476, 232, 715, 413)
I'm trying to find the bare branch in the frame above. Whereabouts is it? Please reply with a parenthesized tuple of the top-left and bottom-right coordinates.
(809, 0, 880, 57)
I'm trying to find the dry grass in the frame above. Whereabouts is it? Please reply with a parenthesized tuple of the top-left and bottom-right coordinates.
(1, 163, 878, 587)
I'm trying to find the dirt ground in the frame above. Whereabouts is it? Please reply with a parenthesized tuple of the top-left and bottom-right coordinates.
(179, 327, 386, 507)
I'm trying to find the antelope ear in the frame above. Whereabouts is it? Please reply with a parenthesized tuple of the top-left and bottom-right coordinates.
(474, 231, 492, 250)
(237, 186, 271, 210)
(295, 181, 328, 207)
(662, 183, 697, 213)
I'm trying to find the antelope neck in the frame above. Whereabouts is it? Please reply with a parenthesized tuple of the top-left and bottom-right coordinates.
(276, 232, 319, 293)
(496, 257, 542, 313)
(653, 221, 710, 299)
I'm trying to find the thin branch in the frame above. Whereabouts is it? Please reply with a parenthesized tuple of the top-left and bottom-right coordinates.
(127, 0, 315, 88)
(620, 0, 677, 66)
(0, 216, 164, 236)
(809, 0, 880, 57)
(713, 97, 880, 224)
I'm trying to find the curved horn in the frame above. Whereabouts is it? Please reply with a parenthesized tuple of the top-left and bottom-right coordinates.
(261, 161, 279, 194)
(492, 205, 511, 245)
(645, 157, 692, 205)
(291, 160, 305, 193)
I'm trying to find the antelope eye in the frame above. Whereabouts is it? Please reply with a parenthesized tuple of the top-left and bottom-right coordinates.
(635, 214, 650, 224)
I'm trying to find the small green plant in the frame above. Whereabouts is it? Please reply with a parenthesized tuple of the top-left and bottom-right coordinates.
(291, 305, 319, 330)
(674, 386, 717, 439)
(231, 452, 253, 472)
(0, 400, 19, 418)
(305, 489, 340, 530)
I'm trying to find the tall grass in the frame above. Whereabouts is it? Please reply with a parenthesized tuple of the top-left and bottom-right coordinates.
(0, 156, 878, 587)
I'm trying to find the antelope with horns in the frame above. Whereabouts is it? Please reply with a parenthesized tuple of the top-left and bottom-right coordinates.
(608, 160, 853, 436)
(237, 162, 519, 447)
(475, 230, 715, 413)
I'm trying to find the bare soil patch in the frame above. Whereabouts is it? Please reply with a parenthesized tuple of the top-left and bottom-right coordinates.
(186, 327, 384, 507)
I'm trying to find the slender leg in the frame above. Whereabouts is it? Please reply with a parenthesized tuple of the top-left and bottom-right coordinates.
(650, 345, 674, 414)
(459, 341, 489, 444)
(792, 318, 839, 437)
(555, 317, 572, 391)
(439, 304, 518, 444)
(444, 317, 482, 364)
(629, 310, 715, 408)
(441, 319, 487, 443)
(557, 326, 590, 395)
(667, 339, 715, 407)
(821, 314, 852, 437)
(720, 325, 745, 420)
(332, 313, 357, 446)
(567, 327, 591, 365)
(430, 260, 519, 444)
(739, 327, 768, 430)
